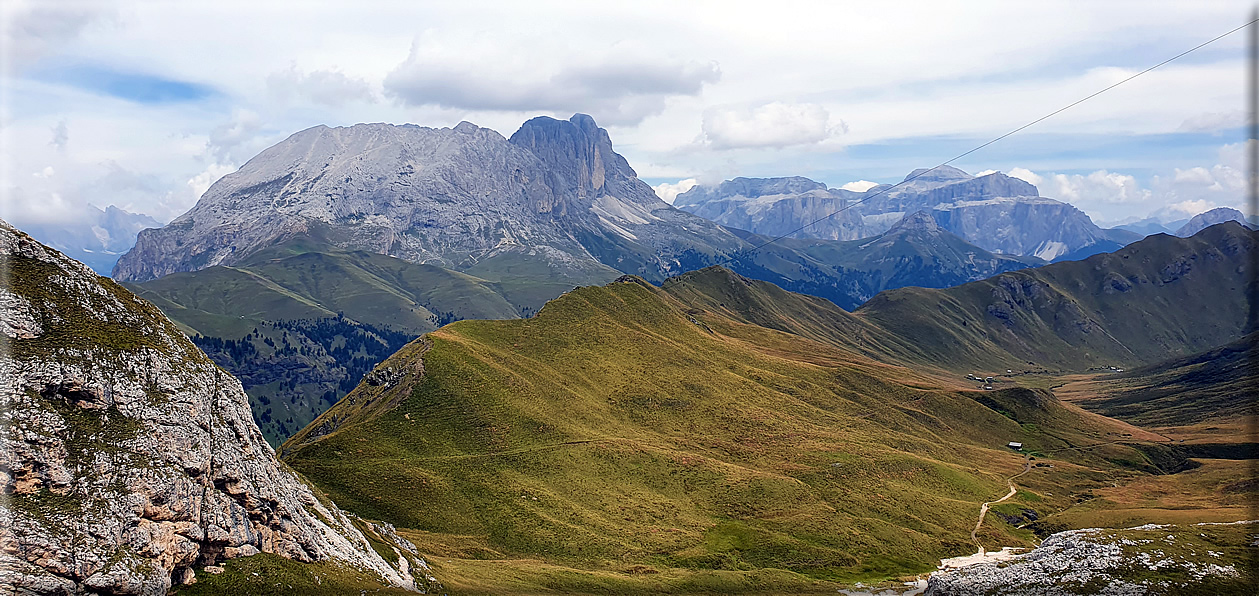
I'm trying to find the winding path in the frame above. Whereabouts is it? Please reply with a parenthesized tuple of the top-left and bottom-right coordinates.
(970, 454, 1032, 554)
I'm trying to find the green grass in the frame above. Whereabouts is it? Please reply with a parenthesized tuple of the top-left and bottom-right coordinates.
(126, 239, 525, 340)
(852, 223, 1256, 371)
(283, 275, 1171, 588)
(4, 253, 190, 363)
(173, 554, 416, 595)
(123, 239, 539, 445)
(1068, 333, 1258, 428)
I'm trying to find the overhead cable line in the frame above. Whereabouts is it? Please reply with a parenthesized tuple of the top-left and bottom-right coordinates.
(726, 17, 1259, 261)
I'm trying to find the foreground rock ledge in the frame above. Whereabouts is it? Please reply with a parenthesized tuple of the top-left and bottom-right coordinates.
(0, 218, 429, 595)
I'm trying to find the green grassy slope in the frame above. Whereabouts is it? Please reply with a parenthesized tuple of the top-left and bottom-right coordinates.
(129, 242, 521, 338)
(282, 276, 1162, 587)
(125, 240, 525, 445)
(851, 223, 1256, 371)
(1067, 333, 1257, 428)
(463, 249, 622, 317)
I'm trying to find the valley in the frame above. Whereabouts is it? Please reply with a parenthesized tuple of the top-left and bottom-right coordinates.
(274, 223, 1256, 593)
(6, 5, 1256, 595)
(5, 213, 1252, 595)
(116, 115, 1077, 446)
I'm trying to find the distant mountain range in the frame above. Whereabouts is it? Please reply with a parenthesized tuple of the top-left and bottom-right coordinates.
(115, 115, 743, 285)
(666, 222, 1254, 372)
(18, 205, 160, 275)
(1174, 206, 1255, 237)
(675, 165, 1140, 262)
(109, 114, 1252, 446)
(1111, 217, 1181, 237)
(124, 210, 1038, 444)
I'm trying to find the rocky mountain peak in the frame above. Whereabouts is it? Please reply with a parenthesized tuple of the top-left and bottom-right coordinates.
(1, 218, 431, 594)
(508, 113, 639, 201)
(1175, 207, 1252, 237)
(889, 210, 941, 233)
(903, 165, 973, 183)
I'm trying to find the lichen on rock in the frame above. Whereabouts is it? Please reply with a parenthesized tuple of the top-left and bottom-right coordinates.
(0, 218, 430, 595)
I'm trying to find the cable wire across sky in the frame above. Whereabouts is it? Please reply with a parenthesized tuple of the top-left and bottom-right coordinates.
(728, 16, 1259, 262)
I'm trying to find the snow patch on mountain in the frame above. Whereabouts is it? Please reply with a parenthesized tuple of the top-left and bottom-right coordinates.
(1032, 240, 1069, 261)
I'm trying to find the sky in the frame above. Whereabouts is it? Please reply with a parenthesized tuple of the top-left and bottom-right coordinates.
(0, 0, 1253, 230)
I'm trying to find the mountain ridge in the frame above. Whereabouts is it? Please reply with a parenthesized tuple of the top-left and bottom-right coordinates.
(675, 168, 1138, 261)
(276, 225, 1248, 590)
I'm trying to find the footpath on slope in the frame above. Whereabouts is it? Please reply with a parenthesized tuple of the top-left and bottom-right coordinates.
(940, 438, 1131, 570)
(971, 454, 1032, 554)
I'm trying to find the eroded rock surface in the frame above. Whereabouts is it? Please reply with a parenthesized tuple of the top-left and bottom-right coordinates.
(0, 219, 428, 595)
(925, 523, 1252, 595)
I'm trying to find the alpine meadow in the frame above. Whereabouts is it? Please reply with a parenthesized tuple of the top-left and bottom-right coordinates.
(2, 3, 1257, 596)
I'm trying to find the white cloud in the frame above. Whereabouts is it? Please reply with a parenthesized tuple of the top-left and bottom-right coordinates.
(49, 120, 68, 150)
(1178, 110, 1246, 133)
(1163, 199, 1218, 218)
(1006, 167, 1042, 186)
(700, 102, 844, 150)
(0, 187, 83, 225)
(840, 180, 878, 192)
(1, 0, 118, 74)
(998, 149, 1250, 224)
(383, 31, 719, 126)
(1046, 170, 1150, 205)
(206, 109, 263, 162)
(973, 169, 997, 177)
(0, 1, 1251, 228)
(652, 178, 697, 204)
(1172, 166, 1217, 187)
(268, 65, 376, 107)
(187, 162, 235, 203)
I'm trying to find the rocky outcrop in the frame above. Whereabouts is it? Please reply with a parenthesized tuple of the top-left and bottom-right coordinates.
(674, 167, 1134, 261)
(925, 523, 1252, 595)
(0, 219, 430, 594)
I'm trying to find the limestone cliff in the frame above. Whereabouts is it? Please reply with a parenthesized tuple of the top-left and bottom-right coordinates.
(0, 219, 432, 594)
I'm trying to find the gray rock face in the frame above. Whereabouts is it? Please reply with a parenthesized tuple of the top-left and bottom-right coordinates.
(0, 219, 428, 594)
(1175, 207, 1253, 237)
(113, 115, 747, 284)
(673, 177, 866, 241)
(675, 167, 1127, 261)
(925, 524, 1250, 595)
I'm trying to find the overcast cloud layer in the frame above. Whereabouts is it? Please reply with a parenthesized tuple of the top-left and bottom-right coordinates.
(0, 0, 1252, 228)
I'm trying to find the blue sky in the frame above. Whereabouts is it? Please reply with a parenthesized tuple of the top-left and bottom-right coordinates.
(0, 0, 1252, 228)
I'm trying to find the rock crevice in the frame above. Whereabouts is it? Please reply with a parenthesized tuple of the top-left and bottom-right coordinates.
(0, 219, 427, 595)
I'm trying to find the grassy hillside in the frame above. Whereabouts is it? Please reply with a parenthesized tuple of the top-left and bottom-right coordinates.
(282, 275, 1174, 590)
(1064, 333, 1257, 429)
(661, 223, 1254, 375)
(129, 241, 522, 337)
(125, 240, 527, 444)
(851, 223, 1256, 371)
